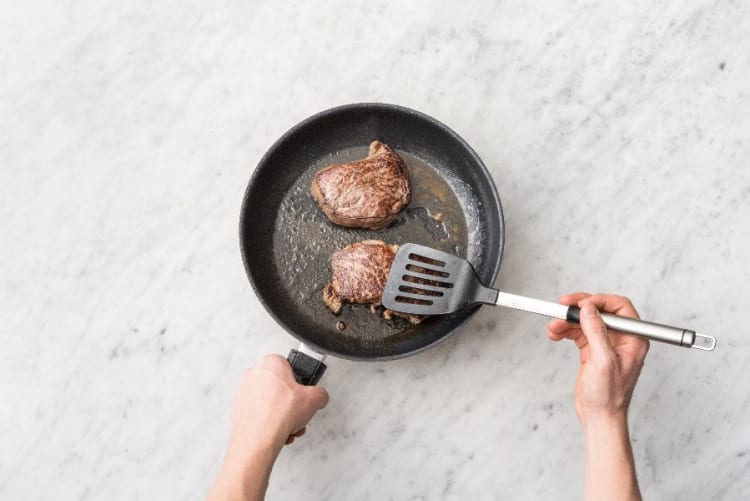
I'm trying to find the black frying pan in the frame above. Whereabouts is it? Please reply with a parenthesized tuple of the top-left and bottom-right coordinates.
(239, 103, 504, 383)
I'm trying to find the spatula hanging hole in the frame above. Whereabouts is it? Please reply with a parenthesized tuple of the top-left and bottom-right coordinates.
(395, 296, 433, 306)
(405, 264, 450, 278)
(398, 285, 444, 297)
(408, 253, 446, 267)
(403, 274, 454, 288)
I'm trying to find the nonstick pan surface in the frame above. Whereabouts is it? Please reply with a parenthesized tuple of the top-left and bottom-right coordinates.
(240, 103, 504, 360)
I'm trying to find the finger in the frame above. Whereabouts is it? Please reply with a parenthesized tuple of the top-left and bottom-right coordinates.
(258, 353, 292, 373)
(259, 353, 286, 366)
(548, 330, 564, 341)
(558, 292, 592, 306)
(547, 319, 582, 339)
(582, 295, 648, 355)
(578, 301, 614, 359)
(285, 436, 295, 445)
(583, 294, 639, 319)
(258, 354, 305, 387)
(547, 319, 581, 340)
(548, 330, 588, 351)
(636, 339, 650, 364)
(548, 319, 572, 333)
(554, 328, 589, 349)
(307, 386, 330, 409)
(550, 294, 592, 340)
(547, 321, 589, 349)
(547, 324, 580, 340)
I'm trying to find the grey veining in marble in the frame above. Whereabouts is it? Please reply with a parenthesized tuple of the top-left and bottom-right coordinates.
(1, 0, 749, 499)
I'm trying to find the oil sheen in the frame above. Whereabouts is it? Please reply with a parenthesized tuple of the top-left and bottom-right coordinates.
(272, 146, 469, 342)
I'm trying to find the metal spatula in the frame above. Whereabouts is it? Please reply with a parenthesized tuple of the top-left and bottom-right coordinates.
(382, 243, 716, 351)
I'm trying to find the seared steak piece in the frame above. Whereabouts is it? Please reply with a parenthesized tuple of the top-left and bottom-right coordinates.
(323, 240, 397, 313)
(311, 141, 411, 229)
(323, 240, 422, 324)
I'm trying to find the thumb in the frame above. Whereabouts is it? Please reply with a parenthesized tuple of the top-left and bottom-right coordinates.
(306, 386, 330, 410)
(579, 302, 614, 360)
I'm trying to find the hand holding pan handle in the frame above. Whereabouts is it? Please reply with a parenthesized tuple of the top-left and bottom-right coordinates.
(287, 343, 327, 385)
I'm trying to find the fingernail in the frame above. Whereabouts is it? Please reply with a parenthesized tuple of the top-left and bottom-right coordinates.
(581, 304, 598, 318)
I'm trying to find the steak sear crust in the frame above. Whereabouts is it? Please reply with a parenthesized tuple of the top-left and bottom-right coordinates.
(323, 240, 397, 313)
(323, 240, 422, 324)
(311, 141, 411, 229)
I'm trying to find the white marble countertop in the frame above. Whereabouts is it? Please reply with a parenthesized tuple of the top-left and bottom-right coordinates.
(2, 1, 749, 499)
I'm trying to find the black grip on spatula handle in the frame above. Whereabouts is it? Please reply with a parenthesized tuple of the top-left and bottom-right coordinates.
(566, 306, 581, 323)
(287, 349, 327, 386)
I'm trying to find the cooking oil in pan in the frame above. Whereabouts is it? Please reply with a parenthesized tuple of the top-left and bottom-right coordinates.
(272, 146, 469, 342)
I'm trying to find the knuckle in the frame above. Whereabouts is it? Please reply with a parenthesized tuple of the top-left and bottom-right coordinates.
(621, 297, 638, 314)
(307, 387, 328, 405)
(613, 295, 639, 317)
(261, 354, 288, 372)
(261, 353, 281, 364)
(583, 319, 607, 336)
(317, 388, 330, 406)
(612, 294, 628, 306)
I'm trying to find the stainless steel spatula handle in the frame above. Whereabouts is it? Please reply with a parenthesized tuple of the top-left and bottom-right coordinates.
(494, 291, 716, 351)
(383, 243, 717, 351)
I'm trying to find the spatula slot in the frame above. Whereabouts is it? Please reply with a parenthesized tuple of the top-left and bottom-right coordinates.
(394, 296, 434, 306)
(408, 253, 446, 267)
(405, 263, 450, 278)
(398, 285, 444, 297)
(402, 274, 454, 288)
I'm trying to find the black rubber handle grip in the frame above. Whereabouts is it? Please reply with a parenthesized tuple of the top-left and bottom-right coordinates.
(287, 349, 327, 386)
(566, 305, 581, 323)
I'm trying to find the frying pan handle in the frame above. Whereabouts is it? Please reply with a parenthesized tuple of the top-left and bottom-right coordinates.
(287, 346, 327, 386)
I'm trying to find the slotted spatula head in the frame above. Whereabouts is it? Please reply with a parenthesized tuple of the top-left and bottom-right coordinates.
(382, 243, 498, 316)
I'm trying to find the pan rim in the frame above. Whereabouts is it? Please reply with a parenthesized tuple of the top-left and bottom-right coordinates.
(239, 102, 504, 361)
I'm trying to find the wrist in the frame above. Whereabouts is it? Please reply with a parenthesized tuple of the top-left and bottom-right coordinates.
(581, 410, 628, 431)
(220, 437, 282, 487)
(233, 414, 292, 450)
(582, 411, 633, 452)
(211, 438, 281, 501)
(227, 424, 286, 463)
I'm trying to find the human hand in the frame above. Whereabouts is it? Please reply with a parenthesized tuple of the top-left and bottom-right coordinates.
(208, 355, 329, 501)
(547, 293, 649, 425)
(228, 354, 330, 455)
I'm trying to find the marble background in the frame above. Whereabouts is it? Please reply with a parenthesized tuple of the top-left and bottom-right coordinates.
(1, 0, 749, 499)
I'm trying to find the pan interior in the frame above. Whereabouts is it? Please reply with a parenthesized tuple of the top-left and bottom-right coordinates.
(272, 147, 469, 347)
(240, 104, 503, 360)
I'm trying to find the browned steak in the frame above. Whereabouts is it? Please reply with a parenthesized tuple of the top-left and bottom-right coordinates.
(311, 141, 411, 229)
(323, 240, 397, 313)
(323, 240, 422, 324)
